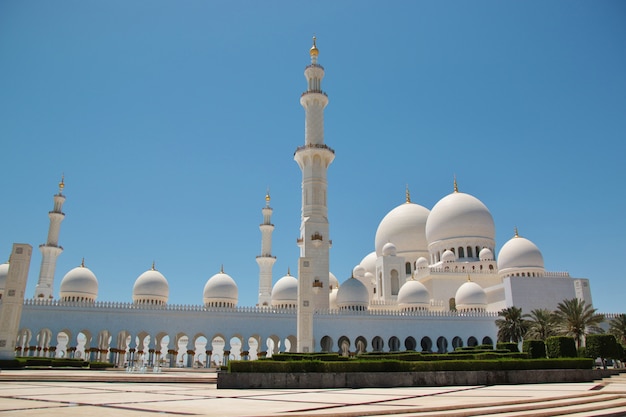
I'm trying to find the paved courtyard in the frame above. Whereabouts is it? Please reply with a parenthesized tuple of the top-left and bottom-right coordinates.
(0, 370, 625, 416)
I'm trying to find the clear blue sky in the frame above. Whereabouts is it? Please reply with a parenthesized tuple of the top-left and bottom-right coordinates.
(1, 1, 624, 313)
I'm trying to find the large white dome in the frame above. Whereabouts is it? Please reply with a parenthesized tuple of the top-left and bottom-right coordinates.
(425, 191, 495, 250)
(455, 280, 487, 312)
(359, 252, 377, 275)
(397, 280, 430, 310)
(60, 263, 98, 302)
(271, 273, 297, 308)
(0, 262, 8, 293)
(133, 266, 169, 305)
(336, 277, 369, 311)
(498, 233, 545, 277)
(203, 270, 238, 307)
(375, 202, 430, 257)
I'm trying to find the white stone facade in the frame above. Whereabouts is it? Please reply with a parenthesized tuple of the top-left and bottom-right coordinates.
(1, 38, 605, 366)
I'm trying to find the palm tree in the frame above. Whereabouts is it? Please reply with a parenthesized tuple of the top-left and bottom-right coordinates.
(608, 314, 626, 345)
(525, 308, 557, 340)
(553, 298, 604, 349)
(496, 306, 529, 343)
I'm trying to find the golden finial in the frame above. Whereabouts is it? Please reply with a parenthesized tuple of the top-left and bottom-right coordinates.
(287, 267, 291, 276)
(59, 174, 65, 193)
(265, 188, 271, 206)
(81, 258, 85, 268)
(405, 184, 411, 203)
(310, 35, 319, 56)
(453, 175, 458, 193)
(514, 227, 519, 237)
(151, 261, 156, 271)
(220, 264, 224, 273)
(467, 274, 472, 282)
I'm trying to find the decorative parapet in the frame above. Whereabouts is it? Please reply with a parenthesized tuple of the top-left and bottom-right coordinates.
(21, 299, 298, 315)
(314, 308, 498, 318)
(542, 271, 571, 277)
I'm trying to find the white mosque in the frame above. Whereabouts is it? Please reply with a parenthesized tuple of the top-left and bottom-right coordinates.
(0, 38, 595, 367)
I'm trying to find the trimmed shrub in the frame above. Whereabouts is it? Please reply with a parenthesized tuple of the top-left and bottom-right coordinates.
(228, 357, 593, 373)
(477, 344, 494, 350)
(24, 358, 52, 367)
(585, 334, 621, 360)
(496, 342, 519, 352)
(522, 340, 546, 359)
(0, 359, 25, 369)
(89, 362, 113, 369)
(546, 336, 577, 358)
(51, 359, 89, 368)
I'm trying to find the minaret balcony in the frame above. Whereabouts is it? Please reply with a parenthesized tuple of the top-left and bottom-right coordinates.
(305, 64, 324, 71)
(294, 143, 335, 155)
(301, 90, 327, 98)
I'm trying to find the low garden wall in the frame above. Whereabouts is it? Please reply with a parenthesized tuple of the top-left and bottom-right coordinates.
(217, 369, 619, 389)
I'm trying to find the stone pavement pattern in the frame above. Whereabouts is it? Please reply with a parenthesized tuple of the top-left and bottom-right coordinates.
(0, 370, 624, 416)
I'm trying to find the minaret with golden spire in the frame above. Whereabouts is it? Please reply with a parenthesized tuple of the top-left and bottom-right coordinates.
(34, 175, 66, 299)
(295, 36, 335, 352)
(256, 190, 276, 307)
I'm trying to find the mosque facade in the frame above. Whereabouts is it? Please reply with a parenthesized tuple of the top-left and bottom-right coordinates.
(0, 39, 595, 367)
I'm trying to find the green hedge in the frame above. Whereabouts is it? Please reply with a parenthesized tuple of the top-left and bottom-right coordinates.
(585, 334, 621, 360)
(546, 336, 577, 358)
(89, 362, 114, 369)
(523, 340, 546, 359)
(228, 358, 593, 373)
(496, 342, 520, 352)
(0, 359, 25, 369)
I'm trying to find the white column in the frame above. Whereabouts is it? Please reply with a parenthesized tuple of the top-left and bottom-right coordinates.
(34, 178, 65, 299)
(295, 37, 335, 352)
(0, 243, 33, 359)
(256, 192, 276, 307)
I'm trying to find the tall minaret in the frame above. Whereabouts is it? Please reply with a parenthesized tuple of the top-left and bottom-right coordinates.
(294, 37, 335, 352)
(256, 190, 276, 307)
(34, 176, 66, 299)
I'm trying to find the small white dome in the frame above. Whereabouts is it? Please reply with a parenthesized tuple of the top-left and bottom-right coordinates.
(375, 202, 430, 257)
(426, 191, 495, 247)
(441, 249, 456, 263)
(359, 252, 377, 275)
(60, 263, 98, 302)
(203, 270, 238, 307)
(455, 280, 487, 311)
(336, 277, 369, 311)
(0, 262, 8, 292)
(329, 272, 339, 290)
(382, 242, 397, 257)
(353, 265, 366, 278)
(133, 267, 169, 305)
(479, 247, 494, 261)
(364, 271, 375, 287)
(397, 280, 430, 310)
(497, 233, 545, 276)
(416, 257, 429, 269)
(271, 273, 297, 308)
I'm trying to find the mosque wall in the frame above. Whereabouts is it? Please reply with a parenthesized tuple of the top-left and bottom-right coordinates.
(503, 276, 589, 312)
